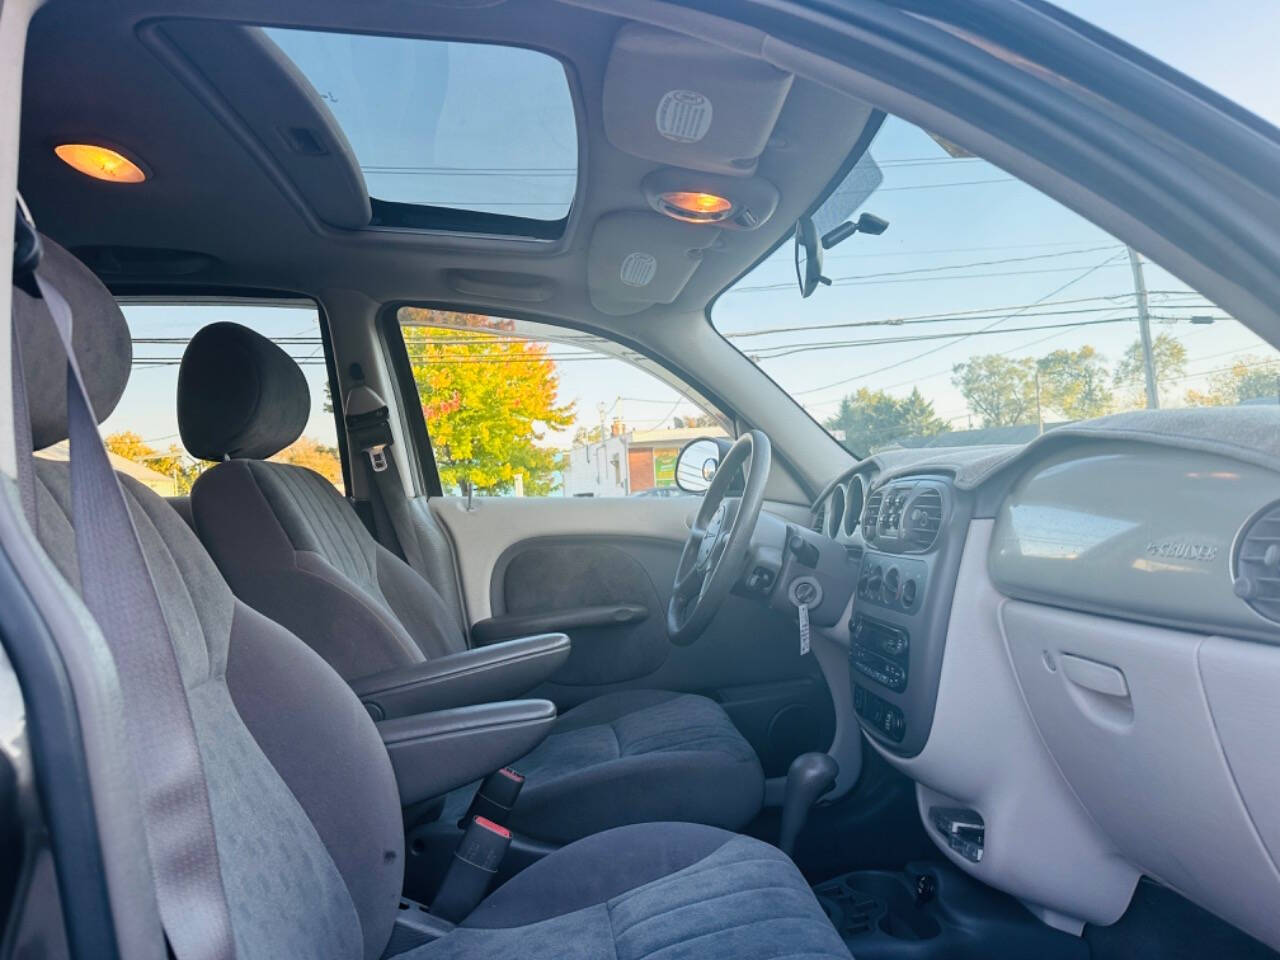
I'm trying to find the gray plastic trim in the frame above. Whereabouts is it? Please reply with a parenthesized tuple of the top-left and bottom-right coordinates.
(863, 520, 1137, 930)
(1004, 601, 1280, 951)
(378, 699, 557, 807)
(352, 633, 571, 720)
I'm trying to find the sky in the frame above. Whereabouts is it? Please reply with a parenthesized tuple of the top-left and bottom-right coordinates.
(99, 1, 1280, 462)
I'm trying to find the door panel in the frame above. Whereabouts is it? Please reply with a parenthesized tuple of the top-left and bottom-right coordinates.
(493, 538, 670, 686)
(432, 495, 835, 776)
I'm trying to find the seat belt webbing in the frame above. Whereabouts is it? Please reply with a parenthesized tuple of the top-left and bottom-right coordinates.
(22, 273, 236, 960)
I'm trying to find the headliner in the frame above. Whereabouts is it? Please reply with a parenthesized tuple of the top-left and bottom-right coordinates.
(19, 0, 874, 330)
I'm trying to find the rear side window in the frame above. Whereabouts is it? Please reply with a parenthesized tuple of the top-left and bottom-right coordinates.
(65, 301, 344, 495)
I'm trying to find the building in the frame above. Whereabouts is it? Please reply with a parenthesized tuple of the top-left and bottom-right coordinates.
(562, 423, 727, 497)
(37, 440, 182, 496)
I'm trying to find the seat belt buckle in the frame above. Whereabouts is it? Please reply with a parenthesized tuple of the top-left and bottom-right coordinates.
(344, 403, 394, 474)
(463, 767, 525, 828)
(431, 816, 512, 922)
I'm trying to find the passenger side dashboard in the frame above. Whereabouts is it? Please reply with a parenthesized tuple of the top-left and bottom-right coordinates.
(811, 430, 1280, 950)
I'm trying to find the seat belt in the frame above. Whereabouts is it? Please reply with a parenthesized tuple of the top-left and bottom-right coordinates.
(12, 214, 236, 960)
(344, 381, 433, 578)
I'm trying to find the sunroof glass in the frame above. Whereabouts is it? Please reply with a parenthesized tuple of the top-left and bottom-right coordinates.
(264, 29, 578, 222)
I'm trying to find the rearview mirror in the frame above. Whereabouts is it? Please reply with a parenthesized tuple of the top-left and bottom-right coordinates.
(675, 437, 728, 493)
(794, 217, 827, 299)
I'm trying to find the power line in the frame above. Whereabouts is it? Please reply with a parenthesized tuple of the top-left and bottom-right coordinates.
(791, 251, 1129, 398)
(731, 260, 1134, 295)
(748, 316, 1139, 361)
(731, 245, 1120, 294)
(725, 295, 1197, 341)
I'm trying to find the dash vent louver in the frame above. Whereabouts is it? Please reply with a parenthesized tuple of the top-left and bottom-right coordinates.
(1233, 501, 1280, 623)
(862, 490, 883, 541)
(904, 488, 944, 551)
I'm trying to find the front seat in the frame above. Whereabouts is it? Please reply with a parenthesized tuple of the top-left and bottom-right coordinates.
(175, 320, 764, 842)
(15, 235, 850, 960)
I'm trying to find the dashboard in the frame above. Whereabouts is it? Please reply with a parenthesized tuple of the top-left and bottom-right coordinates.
(799, 419, 1280, 951)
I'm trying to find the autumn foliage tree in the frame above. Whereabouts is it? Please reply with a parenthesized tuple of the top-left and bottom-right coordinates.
(399, 309, 574, 495)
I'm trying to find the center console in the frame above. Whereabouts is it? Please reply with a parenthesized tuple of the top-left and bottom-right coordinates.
(848, 477, 970, 756)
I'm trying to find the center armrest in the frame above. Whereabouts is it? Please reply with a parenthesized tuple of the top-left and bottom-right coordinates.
(352, 633, 570, 721)
(378, 700, 557, 806)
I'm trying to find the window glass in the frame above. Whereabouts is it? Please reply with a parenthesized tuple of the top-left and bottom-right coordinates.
(712, 115, 1280, 456)
(264, 29, 578, 222)
(396, 307, 722, 498)
(47, 301, 343, 495)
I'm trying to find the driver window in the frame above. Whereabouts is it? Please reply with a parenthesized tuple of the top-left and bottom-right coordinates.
(395, 307, 724, 498)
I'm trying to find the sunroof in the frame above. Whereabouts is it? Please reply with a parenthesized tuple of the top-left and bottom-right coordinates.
(263, 29, 578, 225)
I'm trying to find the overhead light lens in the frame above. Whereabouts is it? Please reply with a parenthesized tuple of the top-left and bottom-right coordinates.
(54, 144, 147, 183)
(657, 191, 733, 223)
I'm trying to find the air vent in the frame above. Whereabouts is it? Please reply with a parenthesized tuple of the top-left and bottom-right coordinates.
(904, 488, 944, 551)
(1233, 501, 1280, 623)
(862, 490, 883, 541)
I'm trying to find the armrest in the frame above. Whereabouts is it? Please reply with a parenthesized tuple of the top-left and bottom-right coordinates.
(352, 633, 570, 720)
(471, 604, 648, 647)
(378, 700, 556, 806)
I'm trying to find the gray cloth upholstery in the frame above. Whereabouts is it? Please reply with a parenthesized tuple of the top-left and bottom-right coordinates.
(504, 690, 764, 843)
(402, 823, 852, 960)
(33, 458, 403, 960)
(190, 457, 466, 678)
(178, 321, 310, 460)
(179, 319, 764, 840)
(14, 237, 131, 449)
(19, 244, 844, 960)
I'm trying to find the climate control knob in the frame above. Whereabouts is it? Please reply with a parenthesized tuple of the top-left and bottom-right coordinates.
(901, 578, 918, 608)
(882, 566, 901, 604)
(865, 564, 883, 598)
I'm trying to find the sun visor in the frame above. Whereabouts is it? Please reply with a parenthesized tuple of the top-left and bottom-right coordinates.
(603, 24, 794, 176)
(588, 212, 720, 316)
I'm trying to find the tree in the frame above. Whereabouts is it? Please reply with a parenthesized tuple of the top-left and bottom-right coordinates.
(1185, 355, 1280, 407)
(1036, 346, 1113, 420)
(825, 387, 950, 454)
(104, 431, 202, 494)
(952, 355, 1037, 427)
(1114, 332, 1187, 407)
(399, 308, 575, 495)
(271, 436, 344, 487)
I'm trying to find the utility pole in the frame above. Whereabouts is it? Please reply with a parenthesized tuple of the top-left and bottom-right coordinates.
(1127, 246, 1159, 409)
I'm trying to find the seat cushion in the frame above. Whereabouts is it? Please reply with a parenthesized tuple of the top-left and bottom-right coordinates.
(497, 690, 764, 843)
(404, 822, 851, 960)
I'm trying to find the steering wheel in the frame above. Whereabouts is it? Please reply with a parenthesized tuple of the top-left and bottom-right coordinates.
(667, 430, 771, 645)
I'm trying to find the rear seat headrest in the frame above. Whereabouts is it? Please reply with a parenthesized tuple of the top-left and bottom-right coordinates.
(13, 235, 132, 450)
(178, 321, 310, 462)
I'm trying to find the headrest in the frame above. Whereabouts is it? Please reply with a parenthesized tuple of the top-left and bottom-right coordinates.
(13, 235, 133, 450)
(178, 321, 310, 461)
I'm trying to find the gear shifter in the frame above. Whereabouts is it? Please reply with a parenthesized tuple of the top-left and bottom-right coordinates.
(779, 752, 838, 857)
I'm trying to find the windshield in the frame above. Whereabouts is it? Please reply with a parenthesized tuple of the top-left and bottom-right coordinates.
(712, 116, 1280, 457)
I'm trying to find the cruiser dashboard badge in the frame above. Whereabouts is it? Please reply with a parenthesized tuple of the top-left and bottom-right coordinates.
(1144, 540, 1219, 563)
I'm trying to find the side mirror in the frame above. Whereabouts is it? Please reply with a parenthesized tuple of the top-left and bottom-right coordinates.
(675, 436, 731, 493)
(794, 217, 828, 299)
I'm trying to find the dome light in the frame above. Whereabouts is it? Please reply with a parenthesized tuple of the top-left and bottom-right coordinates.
(657, 190, 732, 223)
(54, 144, 147, 183)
